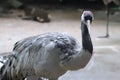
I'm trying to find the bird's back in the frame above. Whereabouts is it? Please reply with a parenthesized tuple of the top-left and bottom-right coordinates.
(13, 32, 79, 55)
(11, 32, 81, 79)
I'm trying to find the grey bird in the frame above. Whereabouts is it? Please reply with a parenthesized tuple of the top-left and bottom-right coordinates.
(0, 10, 94, 80)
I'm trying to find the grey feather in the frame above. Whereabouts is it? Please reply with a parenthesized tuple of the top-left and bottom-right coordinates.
(1, 11, 93, 80)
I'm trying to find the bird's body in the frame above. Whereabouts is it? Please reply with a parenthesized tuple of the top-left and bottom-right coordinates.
(0, 11, 94, 80)
(14, 33, 82, 79)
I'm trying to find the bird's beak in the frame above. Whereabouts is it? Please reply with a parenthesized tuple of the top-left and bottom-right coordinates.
(87, 20, 91, 33)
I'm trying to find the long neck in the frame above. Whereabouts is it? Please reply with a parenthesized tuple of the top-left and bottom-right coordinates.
(81, 21, 93, 54)
(60, 22, 93, 70)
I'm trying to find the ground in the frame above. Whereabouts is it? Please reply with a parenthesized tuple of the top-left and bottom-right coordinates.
(0, 9, 120, 80)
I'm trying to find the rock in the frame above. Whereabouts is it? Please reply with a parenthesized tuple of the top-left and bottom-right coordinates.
(24, 7, 51, 23)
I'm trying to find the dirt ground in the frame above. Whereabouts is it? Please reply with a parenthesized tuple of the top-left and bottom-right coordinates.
(0, 9, 120, 80)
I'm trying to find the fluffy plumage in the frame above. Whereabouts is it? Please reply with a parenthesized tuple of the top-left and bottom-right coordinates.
(0, 11, 93, 80)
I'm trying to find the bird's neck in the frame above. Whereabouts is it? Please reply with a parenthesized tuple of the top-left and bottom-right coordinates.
(81, 22, 93, 54)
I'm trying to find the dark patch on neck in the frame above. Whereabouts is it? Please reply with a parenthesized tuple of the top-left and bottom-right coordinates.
(81, 22, 93, 54)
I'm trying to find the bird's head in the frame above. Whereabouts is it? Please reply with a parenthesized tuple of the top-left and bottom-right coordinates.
(81, 11, 94, 32)
(81, 11, 94, 24)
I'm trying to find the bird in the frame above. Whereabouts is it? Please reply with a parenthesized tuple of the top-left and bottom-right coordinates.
(100, 0, 120, 38)
(0, 10, 94, 80)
